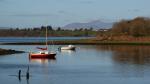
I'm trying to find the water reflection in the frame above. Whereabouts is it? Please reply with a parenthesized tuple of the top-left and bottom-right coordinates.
(60, 50, 75, 54)
(16, 67, 30, 84)
(93, 45, 150, 64)
(26, 79, 29, 84)
(29, 57, 56, 64)
(18, 76, 30, 84)
(2, 45, 150, 84)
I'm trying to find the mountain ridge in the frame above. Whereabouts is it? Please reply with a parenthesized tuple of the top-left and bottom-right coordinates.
(63, 20, 113, 29)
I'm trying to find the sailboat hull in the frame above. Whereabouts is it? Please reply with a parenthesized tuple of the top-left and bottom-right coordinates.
(60, 45, 76, 50)
(61, 47, 75, 50)
(29, 53, 56, 58)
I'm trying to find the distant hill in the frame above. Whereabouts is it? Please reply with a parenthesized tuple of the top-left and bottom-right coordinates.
(63, 20, 113, 29)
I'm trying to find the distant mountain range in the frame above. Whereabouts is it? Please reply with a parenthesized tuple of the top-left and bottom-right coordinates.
(0, 20, 113, 30)
(63, 20, 113, 29)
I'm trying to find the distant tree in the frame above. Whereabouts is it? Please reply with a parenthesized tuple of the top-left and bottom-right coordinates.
(40, 26, 45, 30)
(84, 28, 89, 36)
(74, 28, 78, 31)
(79, 28, 83, 31)
(10, 28, 13, 31)
(16, 28, 19, 30)
(33, 27, 40, 31)
(84, 28, 88, 31)
(89, 27, 93, 31)
(57, 27, 61, 31)
(27, 28, 31, 31)
(47, 25, 53, 31)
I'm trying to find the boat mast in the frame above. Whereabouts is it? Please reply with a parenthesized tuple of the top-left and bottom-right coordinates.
(46, 26, 48, 49)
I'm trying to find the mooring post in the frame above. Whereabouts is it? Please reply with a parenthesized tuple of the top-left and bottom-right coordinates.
(18, 70, 21, 81)
(26, 66, 29, 79)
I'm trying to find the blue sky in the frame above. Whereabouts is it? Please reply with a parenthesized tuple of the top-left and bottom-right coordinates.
(0, 0, 150, 28)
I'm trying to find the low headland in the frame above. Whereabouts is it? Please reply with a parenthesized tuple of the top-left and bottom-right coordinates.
(0, 48, 25, 55)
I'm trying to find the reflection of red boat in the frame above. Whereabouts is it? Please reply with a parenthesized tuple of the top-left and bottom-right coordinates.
(29, 56, 56, 64)
(29, 27, 56, 58)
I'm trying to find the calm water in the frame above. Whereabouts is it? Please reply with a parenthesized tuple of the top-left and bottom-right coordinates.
(0, 45, 150, 84)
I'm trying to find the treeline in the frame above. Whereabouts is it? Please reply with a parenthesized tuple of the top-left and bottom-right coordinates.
(96, 17, 150, 42)
(0, 26, 97, 37)
(110, 17, 150, 37)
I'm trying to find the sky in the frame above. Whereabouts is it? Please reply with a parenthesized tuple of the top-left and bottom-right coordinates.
(0, 0, 150, 28)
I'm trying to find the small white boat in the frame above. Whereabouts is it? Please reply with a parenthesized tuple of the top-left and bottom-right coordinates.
(60, 45, 76, 50)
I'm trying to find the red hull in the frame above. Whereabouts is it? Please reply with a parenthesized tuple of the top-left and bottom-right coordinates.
(29, 53, 56, 59)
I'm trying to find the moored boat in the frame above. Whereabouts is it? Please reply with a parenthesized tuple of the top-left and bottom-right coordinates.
(60, 45, 76, 50)
(29, 51, 56, 58)
(29, 26, 56, 58)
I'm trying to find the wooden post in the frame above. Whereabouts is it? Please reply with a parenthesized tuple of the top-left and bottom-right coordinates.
(26, 66, 29, 79)
(18, 70, 21, 81)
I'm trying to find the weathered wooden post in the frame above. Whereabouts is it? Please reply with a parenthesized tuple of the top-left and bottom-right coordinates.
(26, 66, 29, 80)
(18, 70, 21, 81)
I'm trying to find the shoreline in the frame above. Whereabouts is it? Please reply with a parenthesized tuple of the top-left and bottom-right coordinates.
(0, 48, 25, 55)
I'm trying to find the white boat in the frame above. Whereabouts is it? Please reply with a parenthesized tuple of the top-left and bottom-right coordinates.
(60, 45, 76, 50)
(29, 27, 56, 58)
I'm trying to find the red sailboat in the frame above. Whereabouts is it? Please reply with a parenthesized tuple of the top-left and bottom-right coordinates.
(29, 27, 56, 58)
